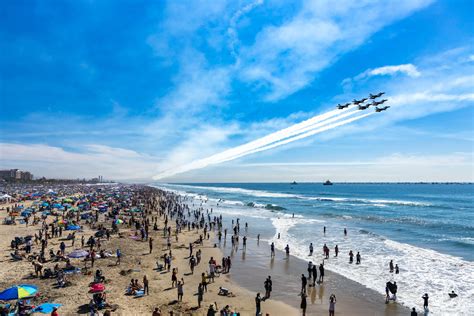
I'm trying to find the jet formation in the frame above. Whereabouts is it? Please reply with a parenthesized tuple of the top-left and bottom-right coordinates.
(336, 92, 389, 112)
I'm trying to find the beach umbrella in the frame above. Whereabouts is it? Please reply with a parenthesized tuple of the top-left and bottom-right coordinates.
(0, 284, 38, 300)
(68, 249, 89, 258)
(63, 198, 73, 203)
(114, 219, 123, 224)
(41, 202, 49, 207)
(32, 303, 62, 314)
(66, 225, 81, 231)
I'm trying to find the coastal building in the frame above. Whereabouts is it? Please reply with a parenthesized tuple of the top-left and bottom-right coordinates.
(0, 169, 34, 181)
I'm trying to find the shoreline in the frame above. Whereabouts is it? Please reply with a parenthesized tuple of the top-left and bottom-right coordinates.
(169, 186, 411, 316)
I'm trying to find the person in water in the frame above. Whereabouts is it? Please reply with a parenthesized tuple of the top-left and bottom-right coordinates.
(270, 242, 275, 258)
(356, 252, 361, 264)
(389, 260, 394, 273)
(309, 243, 313, 256)
(334, 245, 339, 257)
(422, 293, 429, 310)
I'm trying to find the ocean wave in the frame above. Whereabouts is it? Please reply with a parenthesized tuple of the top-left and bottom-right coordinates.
(165, 184, 433, 207)
(268, 220, 474, 315)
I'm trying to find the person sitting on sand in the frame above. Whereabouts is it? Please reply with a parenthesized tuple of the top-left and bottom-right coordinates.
(218, 287, 231, 296)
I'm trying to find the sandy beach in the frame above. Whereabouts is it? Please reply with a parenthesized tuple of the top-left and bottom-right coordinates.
(0, 183, 417, 315)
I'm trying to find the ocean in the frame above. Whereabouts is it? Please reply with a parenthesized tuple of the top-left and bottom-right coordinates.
(154, 183, 474, 315)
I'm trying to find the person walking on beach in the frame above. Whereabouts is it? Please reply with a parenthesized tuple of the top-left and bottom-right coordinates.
(300, 293, 307, 316)
(329, 294, 336, 316)
(270, 242, 275, 257)
(422, 293, 429, 310)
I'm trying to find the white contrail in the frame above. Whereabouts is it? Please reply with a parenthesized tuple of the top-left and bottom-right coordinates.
(216, 112, 374, 164)
(153, 108, 373, 180)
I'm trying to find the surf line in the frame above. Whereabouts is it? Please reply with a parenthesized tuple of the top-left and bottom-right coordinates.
(153, 109, 373, 180)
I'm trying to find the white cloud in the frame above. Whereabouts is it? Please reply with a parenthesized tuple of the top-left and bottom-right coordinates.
(0, 143, 160, 180)
(355, 64, 421, 81)
(238, 0, 433, 100)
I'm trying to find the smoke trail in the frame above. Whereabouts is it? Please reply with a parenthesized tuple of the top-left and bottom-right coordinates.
(216, 112, 374, 164)
(153, 109, 373, 180)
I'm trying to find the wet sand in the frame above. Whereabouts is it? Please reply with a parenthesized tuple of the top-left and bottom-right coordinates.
(217, 235, 410, 316)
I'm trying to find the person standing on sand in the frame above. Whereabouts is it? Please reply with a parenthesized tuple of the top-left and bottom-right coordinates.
(149, 237, 153, 254)
(197, 283, 204, 308)
(270, 242, 275, 257)
(264, 276, 272, 298)
(143, 275, 149, 295)
(312, 264, 317, 286)
(329, 294, 336, 316)
(300, 293, 307, 316)
(285, 244, 290, 257)
(177, 278, 184, 301)
(116, 248, 121, 265)
(411, 307, 417, 316)
(301, 274, 307, 294)
(319, 263, 325, 283)
(255, 293, 263, 316)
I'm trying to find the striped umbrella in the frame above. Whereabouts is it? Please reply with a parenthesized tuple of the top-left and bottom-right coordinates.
(0, 284, 38, 300)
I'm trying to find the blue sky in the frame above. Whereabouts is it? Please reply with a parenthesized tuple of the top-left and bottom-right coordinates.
(1, 0, 473, 182)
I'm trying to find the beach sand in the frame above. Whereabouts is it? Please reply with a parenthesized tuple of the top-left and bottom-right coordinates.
(0, 198, 297, 315)
(0, 186, 410, 315)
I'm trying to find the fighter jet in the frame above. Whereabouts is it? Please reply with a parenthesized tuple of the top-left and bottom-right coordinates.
(358, 104, 370, 110)
(353, 98, 368, 105)
(371, 99, 388, 106)
(369, 92, 385, 99)
(337, 102, 351, 109)
(375, 106, 390, 112)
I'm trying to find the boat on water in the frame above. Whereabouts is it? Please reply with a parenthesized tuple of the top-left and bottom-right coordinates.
(323, 180, 333, 186)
